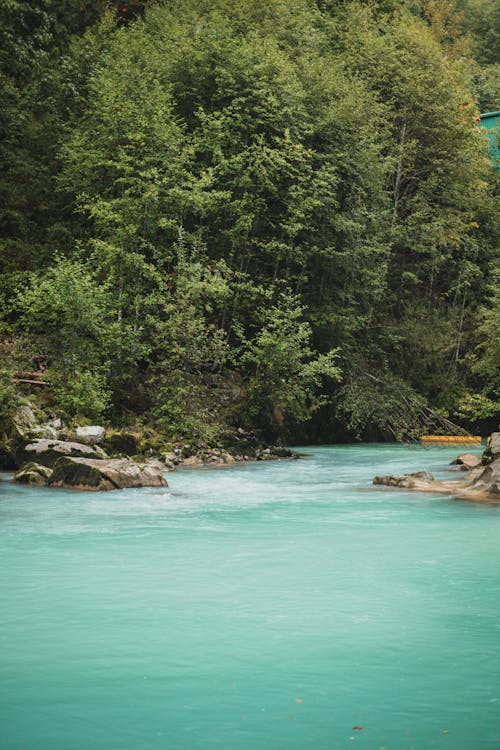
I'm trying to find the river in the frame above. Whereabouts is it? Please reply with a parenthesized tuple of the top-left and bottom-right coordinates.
(1, 444, 499, 749)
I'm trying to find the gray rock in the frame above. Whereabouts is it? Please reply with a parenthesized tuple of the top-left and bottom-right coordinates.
(490, 433, 500, 456)
(14, 462, 53, 486)
(19, 439, 107, 468)
(470, 458, 500, 496)
(33, 424, 59, 439)
(450, 453, 482, 470)
(76, 426, 106, 445)
(12, 405, 38, 437)
(49, 456, 168, 491)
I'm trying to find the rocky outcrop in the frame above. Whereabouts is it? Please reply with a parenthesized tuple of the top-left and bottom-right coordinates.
(482, 432, 500, 464)
(469, 459, 500, 497)
(12, 406, 63, 440)
(373, 457, 500, 502)
(13, 456, 168, 491)
(16, 439, 107, 468)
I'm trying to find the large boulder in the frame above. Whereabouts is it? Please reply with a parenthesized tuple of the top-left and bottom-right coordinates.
(16, 439, 107, 468)
(75, 425, 106, 445)
(12, 405, 38, 438)
(482, 432, 500, 465)
(49, 456, 168, 491)
(491, 433, 500, 454)
(12, 407, 63, 440)
(470, 458, 500, 497)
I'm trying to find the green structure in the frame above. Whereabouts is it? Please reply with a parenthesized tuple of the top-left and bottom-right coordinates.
(478, 111, 500, 166)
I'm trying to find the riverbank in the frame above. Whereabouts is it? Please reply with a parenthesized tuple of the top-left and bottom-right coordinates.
(373, 433, 500, 503)
(0, 403, 296, 490)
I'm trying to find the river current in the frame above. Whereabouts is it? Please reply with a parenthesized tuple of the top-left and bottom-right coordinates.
(1, 444, 499, 749)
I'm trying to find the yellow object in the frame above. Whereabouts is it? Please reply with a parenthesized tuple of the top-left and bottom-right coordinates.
(421, 436, 482, 444)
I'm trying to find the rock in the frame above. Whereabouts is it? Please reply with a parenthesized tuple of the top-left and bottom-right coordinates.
(470, 458, 500, 497)
(182, 456, 202, 466)
(17, 439, 107, 468)
(373, 452, 500, 502)
(11, 407, 64, 441)
(76, 425, 106, 445)
(490, 432, 500, 454)
(373, 470, 435, 489)
(450, 453, 482, 471)
(33, 424, 59, 439)
(49, 456, 168, 491)
(14, 462, 53, 486)
(12, 405, 38, 437)
(144, 458, 170, 474)
(164, 451, 180, 467)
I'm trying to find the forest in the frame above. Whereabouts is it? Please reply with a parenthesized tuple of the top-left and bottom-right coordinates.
(0, 0, 498, 448)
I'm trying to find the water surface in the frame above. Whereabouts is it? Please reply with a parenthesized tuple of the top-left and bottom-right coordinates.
(1, 444, 499, 749)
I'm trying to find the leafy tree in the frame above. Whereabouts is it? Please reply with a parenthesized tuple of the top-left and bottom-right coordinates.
(239, 293, 341, 439)
(17, 259, 112, 418)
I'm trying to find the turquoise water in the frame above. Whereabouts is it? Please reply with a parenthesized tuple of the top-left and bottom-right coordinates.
(1, 444, 500, 750)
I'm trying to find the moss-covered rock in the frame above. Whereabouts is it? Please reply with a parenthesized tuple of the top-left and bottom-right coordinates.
(49, 456, 169, 491)
(50, 456, 106, 490)
(102, 431, 138, 456)
(14, 462, 53, 486)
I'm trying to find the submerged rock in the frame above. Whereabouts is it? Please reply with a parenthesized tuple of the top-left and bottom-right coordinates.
(49, 456, 168, 491)
(373, 470, 434, 489)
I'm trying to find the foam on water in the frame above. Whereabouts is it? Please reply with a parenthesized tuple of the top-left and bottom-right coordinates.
(1, 444, 499, 749)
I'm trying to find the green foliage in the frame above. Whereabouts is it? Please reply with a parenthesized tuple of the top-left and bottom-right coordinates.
(0, 369, 16, 427)
(1, 0, 499, 441)
(17, 259, 110, 373)
(49, 369, 110, 421)
(472, 263, 500, 403)
(16, 259, 112, 418)
(239, 293, 341, 437)
(150, 252, 231, 438)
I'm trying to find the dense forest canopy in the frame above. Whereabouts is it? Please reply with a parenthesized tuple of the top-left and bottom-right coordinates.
(0, 0, 498, 444)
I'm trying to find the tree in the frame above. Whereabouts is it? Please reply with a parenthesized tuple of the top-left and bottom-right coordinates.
(17, 259, 111, 418)
(239, 292, 341, 439)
